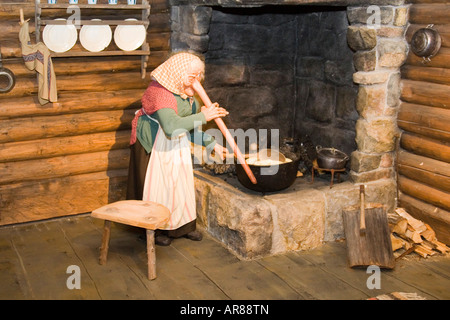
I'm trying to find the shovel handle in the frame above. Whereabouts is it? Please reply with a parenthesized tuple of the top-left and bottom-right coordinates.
(360, 185, 366, 235)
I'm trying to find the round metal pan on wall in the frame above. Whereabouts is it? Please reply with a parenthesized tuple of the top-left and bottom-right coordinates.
(0, 44, 15, 93)
(411, 25, 442, 61)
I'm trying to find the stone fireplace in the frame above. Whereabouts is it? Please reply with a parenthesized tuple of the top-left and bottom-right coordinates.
(169, 0, 408, 259)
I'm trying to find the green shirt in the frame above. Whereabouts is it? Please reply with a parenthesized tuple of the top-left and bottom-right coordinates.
(136, 94, 216, 153)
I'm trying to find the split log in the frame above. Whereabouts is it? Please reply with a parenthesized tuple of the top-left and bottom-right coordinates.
(430, 240, 450, 254)
(414, 244, 437, 258)
(388, 213, 408, 234)
(397, 102, 450, 142)
(0, 169, 128, 226)
(401, 79, 450, 109)
(421, 224, 436, 242)
(390, 234, 404, 251)
(398, 175, 450, 212)
(0, 109, 135, 144)
(0, 148, 129, 185)
(0, 130, 130, 163)
(400, 132, 450, 163)
(392, 208, 425, 243)
(389, 206, 450, 257)
(404, 225, 424, 244)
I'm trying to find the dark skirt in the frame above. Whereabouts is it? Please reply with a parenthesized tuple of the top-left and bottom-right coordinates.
(126, 139, 196, 237)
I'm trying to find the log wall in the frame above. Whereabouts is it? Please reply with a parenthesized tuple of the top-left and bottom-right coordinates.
(0, 0, 170, 225)
(398, 0, 450, 243)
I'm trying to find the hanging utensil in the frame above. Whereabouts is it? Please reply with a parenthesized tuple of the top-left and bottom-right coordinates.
(411, 24, 442, 63)
(0, 44, 16, 93)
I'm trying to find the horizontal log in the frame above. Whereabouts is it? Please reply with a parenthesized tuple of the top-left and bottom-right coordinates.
(397, 102, 450, 141)
(398, 192, 450, 245)
(409, 4, 450, 25)
(0, 89, 141, 119)
(406, 24, 450, 49)
(148, 31, 170, 51)
(0, 130, 130, 163)
(0, 109, 135, 143)
(405, 47, 450, 69)
(400, 132, 450, 163)
(398, 175, 450, 212)
(0, 57, 143, 78)
(401, 79, 450, 109)
(398, 151, 450, 193)
(398, 149, 450, 179)
(0, 3, 34, 21)
(0, 148, 129, 185)
(2, 71, 148, 99)
(0, 169, 128, 226)
(401, 65, 450, 86)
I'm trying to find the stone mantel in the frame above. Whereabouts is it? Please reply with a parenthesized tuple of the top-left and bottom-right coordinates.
(171, 0, 406, 8)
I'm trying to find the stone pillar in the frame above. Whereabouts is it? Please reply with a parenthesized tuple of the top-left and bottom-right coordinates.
(170, 5, 212, 53)
(346, 2, 409, 183)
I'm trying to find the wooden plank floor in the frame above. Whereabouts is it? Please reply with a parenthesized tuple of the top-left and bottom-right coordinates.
(0, 214, 449, 300)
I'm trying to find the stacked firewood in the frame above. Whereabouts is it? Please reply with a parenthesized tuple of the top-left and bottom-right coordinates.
(388, 208, 449, 259)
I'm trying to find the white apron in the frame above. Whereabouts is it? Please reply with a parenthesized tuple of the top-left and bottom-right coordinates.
(142, 117, 196, 230)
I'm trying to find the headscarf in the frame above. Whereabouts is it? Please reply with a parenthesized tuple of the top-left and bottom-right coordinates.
(130, 52, 204, 145)
(151, 52, 204, 99)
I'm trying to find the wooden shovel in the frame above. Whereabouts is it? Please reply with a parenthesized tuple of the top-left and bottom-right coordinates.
(192, 79, 257, 184)
(342, 185, 395, 269)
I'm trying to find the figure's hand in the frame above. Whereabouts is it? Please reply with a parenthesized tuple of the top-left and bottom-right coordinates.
(213, 143, 230, 161)
(201, 102, 229, 122)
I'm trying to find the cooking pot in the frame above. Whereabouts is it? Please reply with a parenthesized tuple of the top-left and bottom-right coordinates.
(411, 25, 441, 60)
(236, 156, 301, 193)
(0, 44, 15, 93)
(316, 146, 349, 170)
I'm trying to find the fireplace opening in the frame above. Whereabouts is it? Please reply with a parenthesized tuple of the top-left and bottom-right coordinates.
(170, 2, 402, 259)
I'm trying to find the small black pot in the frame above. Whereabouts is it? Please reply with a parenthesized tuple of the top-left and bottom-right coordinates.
(316, 147, 349, 170)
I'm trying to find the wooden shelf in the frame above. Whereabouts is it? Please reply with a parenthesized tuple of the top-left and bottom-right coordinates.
(38, 4, 150, 10)
(51, 49, 150, 57)
(39, 19, 150, 26)
(35, 0, 151, 78)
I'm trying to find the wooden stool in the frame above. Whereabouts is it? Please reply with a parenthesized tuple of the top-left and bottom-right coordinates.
(91, 200, 170, 280)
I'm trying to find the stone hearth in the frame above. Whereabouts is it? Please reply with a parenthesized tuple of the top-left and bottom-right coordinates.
(194, 169, 396, 259)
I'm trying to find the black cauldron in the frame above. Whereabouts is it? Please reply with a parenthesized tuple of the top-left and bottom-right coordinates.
(236, 158, 301, 193)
